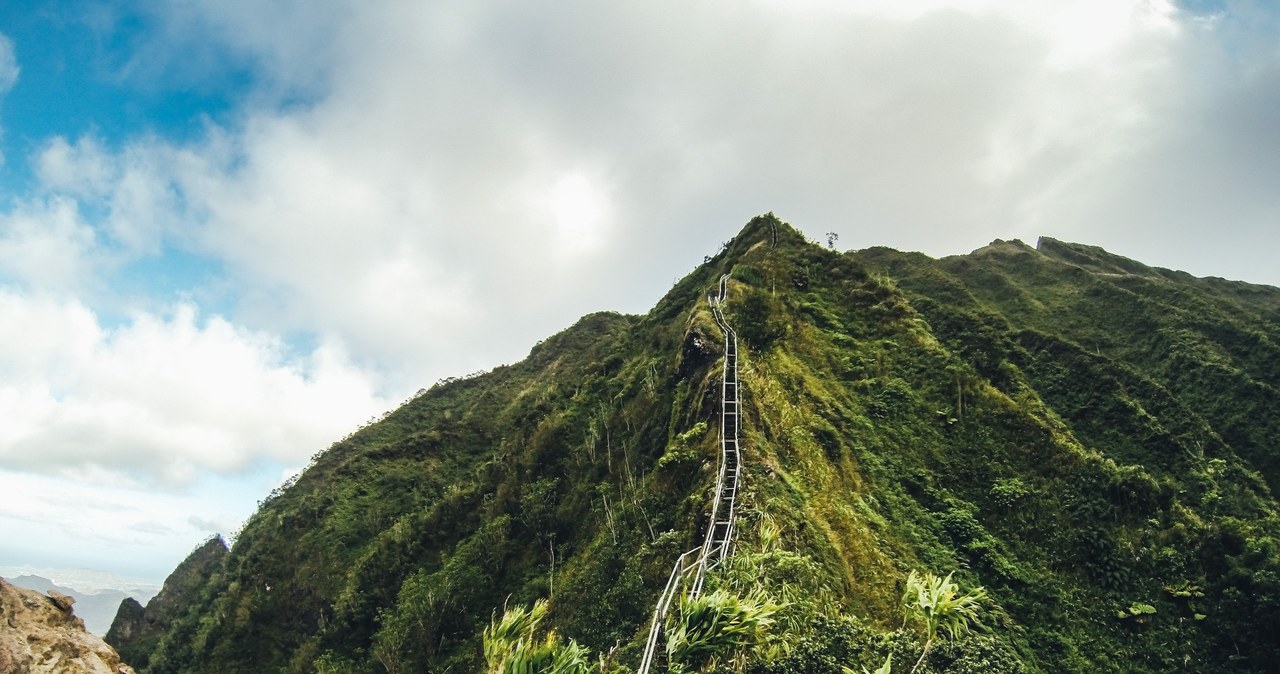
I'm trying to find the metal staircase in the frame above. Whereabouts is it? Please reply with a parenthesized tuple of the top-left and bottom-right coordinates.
(638, 274, 742, 674)
(692, 274, 741, 595)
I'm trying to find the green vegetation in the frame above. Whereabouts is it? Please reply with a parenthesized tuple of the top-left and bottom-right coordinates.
(482, 600, 591, 674)
(116, 215, 1280, 673)
(899, 571, 988, 673)
(666, 589, 780, 674)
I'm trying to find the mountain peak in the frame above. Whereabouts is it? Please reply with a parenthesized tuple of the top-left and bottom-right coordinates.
(1035, 236, 1156, 276)
(115, 217, 1280, 673)
(106, 535, 228, 670)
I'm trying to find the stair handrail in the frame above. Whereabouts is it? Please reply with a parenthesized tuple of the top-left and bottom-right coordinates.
(638, 274, 742, 674)
(638, 547, 702, 674)
(714, 277, 740, 567)
(693, 274, 740, 597)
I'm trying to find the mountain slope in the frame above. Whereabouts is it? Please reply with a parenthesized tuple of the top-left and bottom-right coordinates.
(122, 216, 1280, 673)
(106, 537, 228, 671)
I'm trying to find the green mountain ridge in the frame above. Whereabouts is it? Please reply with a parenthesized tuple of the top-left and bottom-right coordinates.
(106, 536, 229, 670)
(115, 215, 1280, 673)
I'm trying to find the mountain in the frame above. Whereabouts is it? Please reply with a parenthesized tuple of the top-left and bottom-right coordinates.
(4, 574, 153, 637)
(0, 577, 135, 673)
(105, 537, 228, 672)
(113, 215, 1280, 673)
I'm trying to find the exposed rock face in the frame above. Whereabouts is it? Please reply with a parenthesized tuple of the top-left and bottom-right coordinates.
(678, 322, 718, 378)
(0, 577, 135, 674)
(102, 598, 143, 645)
(5, 575, 156, 637)
(105, 536, 228, 670)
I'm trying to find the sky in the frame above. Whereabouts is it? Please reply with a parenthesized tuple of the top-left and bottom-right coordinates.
(1, 0, 1278, 585)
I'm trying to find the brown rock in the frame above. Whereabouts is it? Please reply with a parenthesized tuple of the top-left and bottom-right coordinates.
(47, 590, 76, 613)
(0, 578, 135, 674)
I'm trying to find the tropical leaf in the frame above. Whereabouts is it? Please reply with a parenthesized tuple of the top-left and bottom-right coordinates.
(666, 589, 781, 673)
(902, 570, 989, 642)
(901, 570, 989, 673)
(483, 599, 591, 674)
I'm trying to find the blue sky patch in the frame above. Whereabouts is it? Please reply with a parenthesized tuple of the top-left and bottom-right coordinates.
(0, 1, 251, 197)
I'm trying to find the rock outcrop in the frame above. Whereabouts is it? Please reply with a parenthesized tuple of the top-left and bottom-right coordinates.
(4, 575, 156, 637)
(102, 598, 144, 645)
(0, 577, 134, 674)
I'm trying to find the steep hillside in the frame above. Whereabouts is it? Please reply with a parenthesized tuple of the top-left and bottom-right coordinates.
(106, 537, 228, 671)
(122, 216, 1280, 673)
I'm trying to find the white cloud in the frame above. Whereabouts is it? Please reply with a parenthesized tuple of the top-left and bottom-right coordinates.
(20, 0, 1274, 395)
(36, 137, 116, 197)
(36, 134, 222, 259)
(749, 0, 1179, 66)
(16, 1, 1276, 393)
(547, 173, 612, 256)
(0, 290, 393, 486)
(0, 33, 17, 93)
(0, 198, 100, 290)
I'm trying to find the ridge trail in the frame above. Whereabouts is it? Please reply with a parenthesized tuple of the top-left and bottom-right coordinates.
(638, 274, 742, 674)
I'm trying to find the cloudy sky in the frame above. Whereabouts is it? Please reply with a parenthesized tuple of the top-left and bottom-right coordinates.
(1, 0, 1277, 585)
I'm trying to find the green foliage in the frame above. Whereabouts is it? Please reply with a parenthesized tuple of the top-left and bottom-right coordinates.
(900, 571, 990, 673)
(987, 478, 1028, 511)
(854, 652, 891, 674)
(657, 421, 709, 472)
(483, 600, 592, 674)
(666, 589, 781, 674)
(367, 515, 513, 672)
(125, 217, 1280, 674)
(732, 290, 787, 349)
(1117, 602, 1156, 620)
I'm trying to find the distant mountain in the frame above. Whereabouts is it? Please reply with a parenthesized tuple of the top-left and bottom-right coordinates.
(112, 215, 1280, 673)
(0, 566, 162, 598)
(3, 574, 155, 636)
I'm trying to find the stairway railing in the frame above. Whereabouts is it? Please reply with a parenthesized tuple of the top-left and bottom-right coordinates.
(637, 547, 701, 674)
(638, 274, 742, 674)
(692, 275, 741, 596)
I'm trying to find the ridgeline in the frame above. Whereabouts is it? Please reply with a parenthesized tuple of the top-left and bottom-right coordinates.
(113, 215, 1280, 673)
